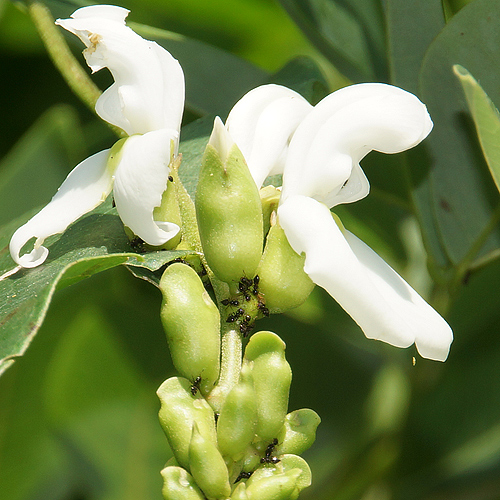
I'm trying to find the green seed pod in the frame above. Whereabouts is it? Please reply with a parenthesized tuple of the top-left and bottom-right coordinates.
(231, 483, 249, 500)
(196, 118, 263, 285)
(276, 409, 321, 456)
(160, 263, 220, 394)
(243, 331, 292, 443)
(189, 422, 231, 499)
(160, 466, 205, 500)
(157, 376, 217, 470)
(217, 367, 258, 461)
(257, 221, 314, 314)
(245, 467, 302, 500)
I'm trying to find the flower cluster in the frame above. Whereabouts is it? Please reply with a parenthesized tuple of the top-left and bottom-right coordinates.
(10, 5, 452, 364)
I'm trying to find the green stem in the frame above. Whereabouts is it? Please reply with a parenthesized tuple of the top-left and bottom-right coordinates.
(207, 326, 242, 413)
(28, 2, 102, 113)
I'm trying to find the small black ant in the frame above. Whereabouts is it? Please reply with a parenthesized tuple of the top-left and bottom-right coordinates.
(260, 438, 280, 464)
(221, 299, 230, 306)
(230, 299, 239, 306)
(190, 376, 201, 396)
(257, 301, 270, 317)
(168, 175, 174, 182)
(234, 471, 253, 483)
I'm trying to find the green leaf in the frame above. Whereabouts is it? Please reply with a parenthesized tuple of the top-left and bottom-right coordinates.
(454, 64, 500, 193)
(418, 0, 500, 270)
(277, 0, 387, 82)
(0, 201, 193, 376)
(130, 23, 268, 117)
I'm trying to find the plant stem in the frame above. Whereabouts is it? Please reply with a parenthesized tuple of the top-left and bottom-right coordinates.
(28, 2, 102, 113)
(207, 326, 242, 413)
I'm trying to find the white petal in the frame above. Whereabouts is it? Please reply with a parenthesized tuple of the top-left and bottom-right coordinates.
(10, 150, 112, 268)
(113, 129, 180, 246)
(209, 117, 235, 164)
(281, 83, 433, 207)
(226, 84, 312, 187)
(278, 196, 452, 361)
(56, 7, 185, 136)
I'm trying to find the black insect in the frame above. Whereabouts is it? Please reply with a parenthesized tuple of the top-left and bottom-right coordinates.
(230, 299, 239, 306)
(190, 376, 202, 396)
(168, 175, 174, 182)
(221, 299, 230, 306)
(214, 412, 220, 423)
(253, 275, 260, 286)
(257, 302, 270, 317)
(234, 471, 253, 483)
(260, 438, 280, 464)
(239, 322, 254, 337)
(130, 236, 146, 253)
(244, 294, 251, 302)
(226, 314, 237, 323)
(238, 277, 253, 293)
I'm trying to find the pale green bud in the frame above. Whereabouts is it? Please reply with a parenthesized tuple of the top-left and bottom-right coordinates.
(245, 455, 311, 500)
(259, 185, 281, 238)
(245, 467, 301, 500)
(217, 368, 258, 461)
(157, 377, 217, 470)
(276, 409, 321, 456)
(160, 466, 205, 500)
(189, 422, 231, 499)
(243, 331, 292, 443)
(153, 173, 182, 250)
(196, 118, 263, 285)
(231, 483, 249, 500)
(257, 221, 314, 314)
(160, 263, 220, 394)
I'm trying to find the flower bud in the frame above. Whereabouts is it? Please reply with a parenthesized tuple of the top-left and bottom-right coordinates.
(152, 174, 182, 249)
(189, 422, 231, 499)
(217, 366, 258, 461)
(243, 331, 292, 443)
(157, 377, 217, 470)
(257, 221, 314, 314)
(159, 263, 220, 394)
(278, 454, 312, 498)
(196, 118, 263, 285)
(231, 483, 249, 500)
(160, 466, 205, 500)
(276, 409, 321, 456)
(245, 467, 302, 500)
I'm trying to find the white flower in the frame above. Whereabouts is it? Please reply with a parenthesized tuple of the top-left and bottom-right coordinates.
(227, 82, 453, 361)
(10, 5, 185, 268)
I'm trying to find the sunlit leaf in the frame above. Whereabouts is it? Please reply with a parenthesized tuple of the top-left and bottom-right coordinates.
(454, 64, 500, 193)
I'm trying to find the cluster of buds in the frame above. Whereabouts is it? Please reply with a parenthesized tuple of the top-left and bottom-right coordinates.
(157, 331, 320, 500)
(156, 132, 320, 499)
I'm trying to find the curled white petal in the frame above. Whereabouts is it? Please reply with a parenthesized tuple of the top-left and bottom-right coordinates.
(113, 129, 180, 246)
(278, 196, 452, 361)
(10, 150, 112, 268)
(281, 83, 433, 207)
(226, 84, 312, 187)
(56, 6, 185, 136)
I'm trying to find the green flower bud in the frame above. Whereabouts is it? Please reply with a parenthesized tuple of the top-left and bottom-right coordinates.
(160, 466, 205, 500)
(231, 483, 249, 500)
(245, 467, 302, 500)
(152, 173, 182, 250)
(259, 185, 281, 238)
(257, 221, 314, 314)
(196, 118, 263, 285)
(245, 455, 311, 500)
(276, 409, 321, 456)
(217, 367, 258, 461)
(160, 263, 220, 394)
(157, 377, 217, 470)
(189, 422, 231, 499)
(243, 331, 292, 443)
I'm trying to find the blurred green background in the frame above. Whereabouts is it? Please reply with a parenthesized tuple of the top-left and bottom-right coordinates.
(2, 0, 500, 499)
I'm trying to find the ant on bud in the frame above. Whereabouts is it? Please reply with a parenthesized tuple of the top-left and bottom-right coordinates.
(260, 438, 280, 464)
(190, 376, 202, 396)
(234, 470, 253, 483)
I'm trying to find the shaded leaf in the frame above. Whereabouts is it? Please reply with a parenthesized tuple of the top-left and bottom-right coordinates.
(418, 0, 500, 269)
(0, 201, 193, 375)
(454, 64, 500, 193)
(277, 0, 387, 82)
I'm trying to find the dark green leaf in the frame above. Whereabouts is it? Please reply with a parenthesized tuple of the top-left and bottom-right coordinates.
(0, 201, 193, 375)
(277, 0, 387, 82)
(419, 0, 500, 269)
